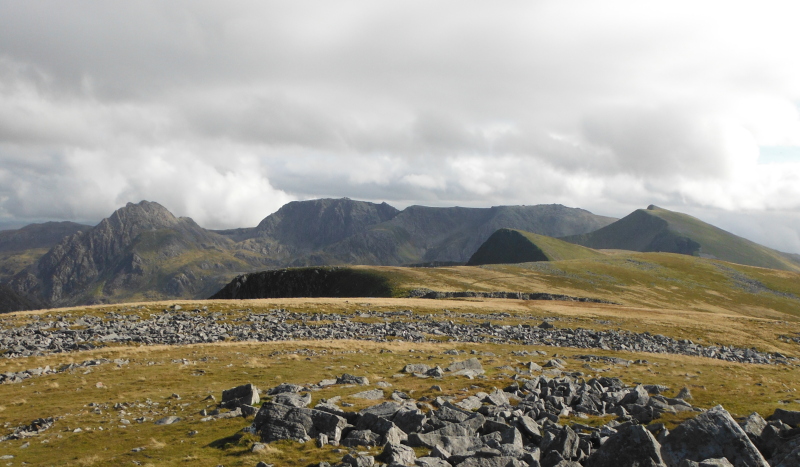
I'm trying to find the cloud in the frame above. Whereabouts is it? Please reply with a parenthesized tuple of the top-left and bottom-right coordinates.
(1, 1, 800, 252)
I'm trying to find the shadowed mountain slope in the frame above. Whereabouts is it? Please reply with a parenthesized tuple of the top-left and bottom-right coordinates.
(467, 228, 605, 266)
(562, 205, 800, 272)
(0, 221, 89, 253)
(326, 204, 617, 265)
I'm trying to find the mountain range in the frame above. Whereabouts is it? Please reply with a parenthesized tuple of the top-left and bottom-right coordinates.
(2, 198, 799, 311)
(561, 205, 800, 273)
(0, 198, 615, 309)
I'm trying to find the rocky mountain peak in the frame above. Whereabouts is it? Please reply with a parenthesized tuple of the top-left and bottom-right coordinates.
(253, 198, 400, 249)
(102, 200, 180, 234)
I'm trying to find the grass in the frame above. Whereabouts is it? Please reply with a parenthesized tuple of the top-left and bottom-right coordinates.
(3, 257, 800, 465)
(1, 332, 799, 465)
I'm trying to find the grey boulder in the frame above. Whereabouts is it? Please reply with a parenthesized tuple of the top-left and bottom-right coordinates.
(660, 405, 768, 467)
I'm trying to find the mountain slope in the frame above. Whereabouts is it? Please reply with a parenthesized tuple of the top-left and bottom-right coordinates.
(0, 221, 89, 252)
(3, 199, 616, 306)
(0, 222, 90, 281)
(563, 205, 800, 272)
(10, 201, 253, 306)
(466, 228, 605, 265)
(326, 204, 617, 265)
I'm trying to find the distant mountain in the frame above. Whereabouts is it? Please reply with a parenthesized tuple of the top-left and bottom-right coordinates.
(3, 198, 616, 308)
(562, 205, 800, 272)
(9, 201, 251, 307)
(467, 228, 604, 266)
(0, 221, 89, 252)
(0, 221, 89, 284)
(325, 204, 617, 265)
(0, 283, 47, 313)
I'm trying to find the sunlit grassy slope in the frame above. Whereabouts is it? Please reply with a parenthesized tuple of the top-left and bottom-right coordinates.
(467, 228, 605, 265)
(357, 251, 800, 320)
(562, 205, 800, 273)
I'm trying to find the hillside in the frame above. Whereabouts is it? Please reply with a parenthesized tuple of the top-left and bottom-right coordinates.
(2, 199, 615, 309)
(7, 201, 259, 308)
(562, 205, 800, 272)
(326, 204, 616, 265)
(209, 251, 800, 321)
(0, 221, 89, 283)
(466, 228, 605, 265)
(3, 250, 800, 465)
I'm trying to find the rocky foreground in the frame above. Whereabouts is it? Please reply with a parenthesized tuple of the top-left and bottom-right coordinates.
(0, 307, 792, 366)
(206, 357, 797, 466)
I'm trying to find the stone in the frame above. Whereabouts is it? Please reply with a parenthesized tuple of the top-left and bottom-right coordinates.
(154, 416, 180, 425)
(676, 387, 693, 401)
(660, 405, 769, 467)
(769, 435, 800, 467)
(458, 457, 527, 467)
(341, 453, 375, 467)
(267, 383, 304, 395)
(393, 406, 427, 434)
(341, 429, 381, 447)
(378, 442, 417, 466)
(351, 389, 385, 400)
(416, 457, 453, 467)
(446, 358, 483, 372)
(221, 383, 260, 408)
(585, 424, 666, 467)
(698, 459, 734, 467)
(404, 363, 430, 374)
(769, 408, 800, 427)
(548, 425, 579, 460)
(337, 374, 369, 385)
(273, 392, 311, 408)
(253, 402, 347, 444)
(359, 401, 401, 419)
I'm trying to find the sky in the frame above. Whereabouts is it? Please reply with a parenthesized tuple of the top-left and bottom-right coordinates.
(1, 1, 800, 253)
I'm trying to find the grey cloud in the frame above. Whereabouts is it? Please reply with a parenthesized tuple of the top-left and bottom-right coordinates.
(1, 2, 800, 252)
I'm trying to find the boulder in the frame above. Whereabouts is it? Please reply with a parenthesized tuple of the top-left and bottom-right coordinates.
(378, 442, 417, 466)
(586, 424, 666, 467)
(341, 453, 375, 467)
(221, 383, 259, 408)
(457, 458, 527, 467)
(154, 416, 180, 425)
(352, 389, 385, 400)
(341, 429, 381, 447)
(393, 405, 427, 434)
(403, 363, 430, 374)
(547, 425, 579, 461)
(769, 434, 800, 467)
(253, 402, 347, 444)
(267, 383, 304, 395)
(416, 457, 453, 467)
(337, 374, 369, 385)
(446, 358, 483, 372)
(660, 405, 769, 467)
(272, 392, 311, 408)
(769, 408, 800, 427)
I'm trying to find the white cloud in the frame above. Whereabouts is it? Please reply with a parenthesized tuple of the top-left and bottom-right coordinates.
(1, 1, 800, 251)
